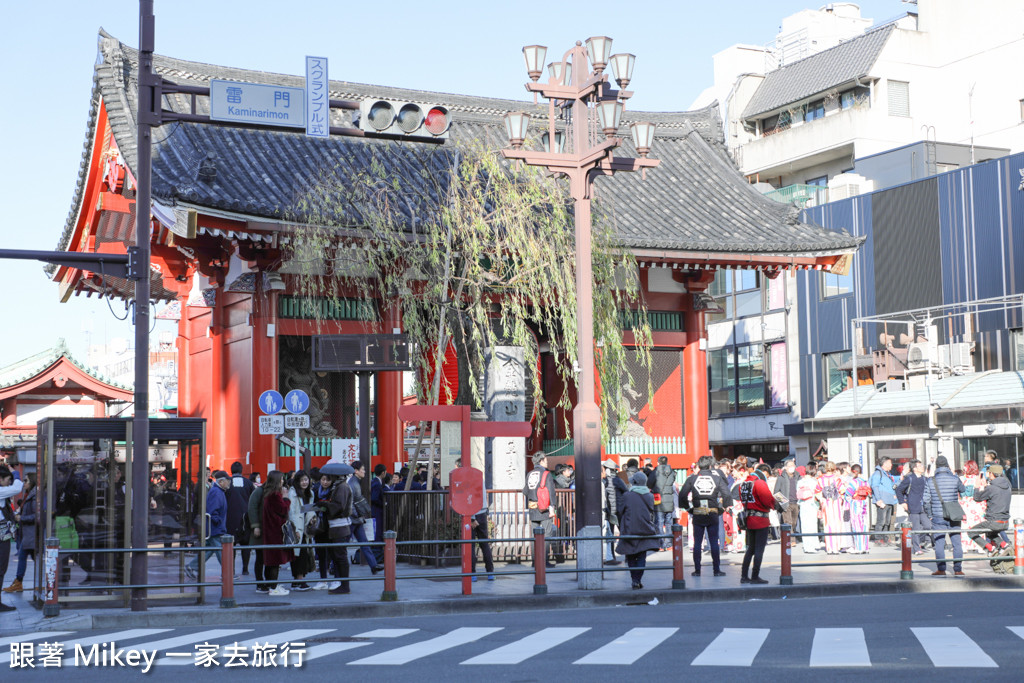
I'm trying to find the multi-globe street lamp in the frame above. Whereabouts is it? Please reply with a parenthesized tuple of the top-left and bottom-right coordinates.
(501, 37, 659, 588)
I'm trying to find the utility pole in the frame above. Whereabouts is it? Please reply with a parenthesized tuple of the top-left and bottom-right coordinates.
(130, 0, 156, 612)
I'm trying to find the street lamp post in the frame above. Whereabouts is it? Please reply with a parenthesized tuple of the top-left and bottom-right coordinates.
(501, 38, 659, 589)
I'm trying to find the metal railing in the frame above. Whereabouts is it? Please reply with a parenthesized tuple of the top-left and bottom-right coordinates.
(778, 519, 1024, 584)
(40, 524, 688, 616)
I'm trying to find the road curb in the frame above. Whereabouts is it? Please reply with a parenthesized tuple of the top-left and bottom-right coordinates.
(74, 575, 1024, 629)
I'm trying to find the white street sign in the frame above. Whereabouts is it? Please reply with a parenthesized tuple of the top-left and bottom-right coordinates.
(258, 415, 285, 435)
(210, 79, 304, 128)
(285, 414, 310, 429)
(305, 56, 329, 138)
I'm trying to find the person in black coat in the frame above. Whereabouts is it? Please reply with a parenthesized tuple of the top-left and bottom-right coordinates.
(679, 456, 732, 577)
(615, 471, 661, 589)
(225, 461, 255, 575)
(895, 459, 931, 554)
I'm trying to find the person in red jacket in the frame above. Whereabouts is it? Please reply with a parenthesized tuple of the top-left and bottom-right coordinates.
(740, 462, 778, 585)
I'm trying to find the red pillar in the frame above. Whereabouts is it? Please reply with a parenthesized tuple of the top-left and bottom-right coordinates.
(376, 303, 403, 473)
(210, 289, 226, 473)
(250, 278, 280, 476)
(682, 273, 715, 469)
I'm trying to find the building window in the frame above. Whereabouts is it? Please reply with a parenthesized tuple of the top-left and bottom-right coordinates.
(823, 351, 851, 400)
(1011, 329, 1024, 371)
(707, 270, 764, 322)
(888, 80, 910, 117)
(1020, 99, 1024, 122)
(708, 342, 787, 415)
(821, 269, 853, 299)
(841, 91, 856, 109)
(804, 99, 825, 122)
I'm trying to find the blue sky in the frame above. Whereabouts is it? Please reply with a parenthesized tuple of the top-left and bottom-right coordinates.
(0, 0, 907, 368)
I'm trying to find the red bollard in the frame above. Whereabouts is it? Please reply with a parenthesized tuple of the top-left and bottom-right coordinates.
(43, 537, 60, 618)
(671, 524, 685, 589)
(533, 527, 547, 595)
(780, 524, 793, 585)
(220, 536, 236, 608)
(900, 523, 913, 580)
(461, 515, 473, 596)
(1014, 519, 1024, 576)
(381, 531, 398, 601)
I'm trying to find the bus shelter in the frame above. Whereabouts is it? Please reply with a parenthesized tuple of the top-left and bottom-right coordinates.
(34, 417, 206, 607)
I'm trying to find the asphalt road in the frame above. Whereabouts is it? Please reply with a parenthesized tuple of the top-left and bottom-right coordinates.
(6, 590, 1024, 681)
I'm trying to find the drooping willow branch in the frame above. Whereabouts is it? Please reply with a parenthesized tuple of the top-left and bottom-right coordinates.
(285, 139, 653, 442)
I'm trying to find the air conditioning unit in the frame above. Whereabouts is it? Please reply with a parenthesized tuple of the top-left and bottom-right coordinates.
(828, 172, 872, 200)
(939, 342, 974, 372)
(906, 341, 938, 371)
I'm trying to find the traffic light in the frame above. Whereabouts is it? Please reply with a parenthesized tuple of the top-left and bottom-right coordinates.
(357, 99, 452, 140)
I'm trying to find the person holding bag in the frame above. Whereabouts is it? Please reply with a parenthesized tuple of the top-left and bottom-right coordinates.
(260, 472, 292, 596)
(323, 472, 353, 595)
(346, 461, 380, 574)
(286, 470, 316, 591)
(922, 456, 966, 577)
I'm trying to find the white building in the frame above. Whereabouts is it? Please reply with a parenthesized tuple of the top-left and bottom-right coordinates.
(702, 0, 1024, 198)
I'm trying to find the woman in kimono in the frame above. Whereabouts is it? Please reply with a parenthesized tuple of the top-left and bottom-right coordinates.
(836, 462, 853, 551)
(960, 460, 986, 551)
(796, 466, 821, 553)
(846, 464, 871, 553)
(815, 461, 846, 554)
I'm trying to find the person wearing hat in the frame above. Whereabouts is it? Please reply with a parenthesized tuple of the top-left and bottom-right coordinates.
(616, 470, 661, 589)
(921, 455, 966, 577)
(967, 463, 1013, 556)
(602, 459, 621, 565)
(186, 470, 232, 580)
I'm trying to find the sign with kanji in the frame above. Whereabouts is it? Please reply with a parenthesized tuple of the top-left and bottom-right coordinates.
(284, 414, 310, 429)
(259, 415, 285, 435)
(305, 56, 329, 138)
(210, 80, 304, 128)
(331, 438, 359, 464)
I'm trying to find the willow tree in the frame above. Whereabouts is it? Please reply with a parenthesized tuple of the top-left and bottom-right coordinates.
(287, 139, 652, 468)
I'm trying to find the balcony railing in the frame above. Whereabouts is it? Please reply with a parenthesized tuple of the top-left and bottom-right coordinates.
(764, 183, 829, 208)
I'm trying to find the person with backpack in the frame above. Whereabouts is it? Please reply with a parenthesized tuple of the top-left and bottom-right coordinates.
(922, 455, 966, 577)
(647, 456, 677, 550)
(679, 455, 731, 577)
(224, 462, 255, 576)
(524, 451, 557, 569)
(739, 462, 777, 585)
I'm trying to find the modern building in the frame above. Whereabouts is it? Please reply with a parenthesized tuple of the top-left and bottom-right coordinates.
(790, 148, 1024, 492)
(702, 0, 1024, 461)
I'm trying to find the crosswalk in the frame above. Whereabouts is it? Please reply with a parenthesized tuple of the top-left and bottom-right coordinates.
(4, 624, 1024, 669)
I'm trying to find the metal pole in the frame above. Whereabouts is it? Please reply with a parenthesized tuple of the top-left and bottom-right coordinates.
(381, 531, 398, 601)
(900, 522, 913, 580)
(780, 524, 793, 585)
(130, 0, 156, 613)
(533, 526, 547, 595)
(671, 524, 685, 589)
(461, 515, 472, 596)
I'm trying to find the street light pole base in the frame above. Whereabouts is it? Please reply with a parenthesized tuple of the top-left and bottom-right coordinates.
(577, 525, 602, 590)
(672, 579, 686, 590)
(779, 576, 793, 586)
(380, 591, 398, 602)
(900, 570, 914, 580)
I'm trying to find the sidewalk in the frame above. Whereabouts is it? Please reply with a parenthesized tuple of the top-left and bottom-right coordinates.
(2, 540, 1022, 634)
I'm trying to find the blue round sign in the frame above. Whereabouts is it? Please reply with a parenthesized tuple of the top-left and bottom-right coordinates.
(285, 389, 310, 414)
(258, 390, 284, 415)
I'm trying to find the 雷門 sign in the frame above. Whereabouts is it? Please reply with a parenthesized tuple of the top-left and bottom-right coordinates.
(210, 79, 304, 128)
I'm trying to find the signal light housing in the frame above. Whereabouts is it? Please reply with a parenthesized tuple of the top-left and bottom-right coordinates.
(358, 99, 451, 140)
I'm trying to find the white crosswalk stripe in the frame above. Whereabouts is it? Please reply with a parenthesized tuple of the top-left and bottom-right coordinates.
(573, 628, 678, 665)
(0, 629, 169, 665)
(1008, 626, 1024, 641)
(911, 627, 998, 668)
(463, 627, 590, 665)
(691, 628, 770, 667)
(356, 629, 419, 639)
(63, 629, 251, 667)
(0, 632, 73, 648)
(154, 628, 334, 666)
(810, 628, 871, 667)
(349, 627, 502, 666)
